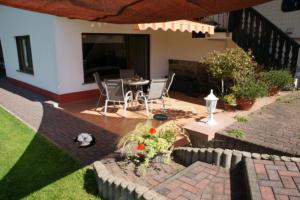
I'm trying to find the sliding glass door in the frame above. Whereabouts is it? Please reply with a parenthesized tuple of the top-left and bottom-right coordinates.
(82, 33, 149, 83)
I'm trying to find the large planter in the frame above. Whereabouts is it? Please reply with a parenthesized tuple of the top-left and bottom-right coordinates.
(268, 87, 279, 96)
(236, 98, 255, 110)
(223, 103, 235, 112)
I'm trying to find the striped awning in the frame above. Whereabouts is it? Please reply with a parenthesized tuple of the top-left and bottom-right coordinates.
(137, 20, 214, 34)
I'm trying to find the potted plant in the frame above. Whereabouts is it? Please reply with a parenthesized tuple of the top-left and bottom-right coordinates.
(117, 121, 190, 175)
(222, 94, 236, 111)
(232, 78, 267, 110)
(202, 48, 257, 95)
(260, 70, 294, 96)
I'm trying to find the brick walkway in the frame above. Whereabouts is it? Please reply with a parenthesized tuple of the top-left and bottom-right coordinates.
(220, 92, 300, 156)
(101, 153, 246, 200)
(101, 154, 185, 188)
(245, 158, 300, 200)
(0, 77, 117, 165)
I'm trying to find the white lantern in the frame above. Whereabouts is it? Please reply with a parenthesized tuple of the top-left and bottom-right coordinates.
(204, 89, 219, 126)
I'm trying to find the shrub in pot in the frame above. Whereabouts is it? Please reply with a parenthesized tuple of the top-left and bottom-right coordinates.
(222, 94, 236, 111)
(232, 78, 267, 110)
(202, 47, 257, 94)
(260, 70, 294, 96)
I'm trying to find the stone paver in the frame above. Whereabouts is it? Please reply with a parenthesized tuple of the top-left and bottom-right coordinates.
(154, 161, 245, 200)
(0, 77, 117, 165)
(245, 158, 300, 200)
(221, 92, 300, 156)
(101, 153, 185, 188)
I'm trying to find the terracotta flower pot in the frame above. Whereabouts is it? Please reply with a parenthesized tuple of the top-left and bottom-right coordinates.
(223, 103, 235, 112)
(236, 98, 255, 110)
(268, 87, 279, 96)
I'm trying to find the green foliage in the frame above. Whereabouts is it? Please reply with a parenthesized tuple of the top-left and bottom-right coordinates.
(226, 129, 247, 139)
(203, 48, 257, 83)
(260, 70, 294, 90)
(0, 108, 99, 200)
(234, 114, 248, 123)
(223, 94, 236, 105)
(231, 78, 268, 100)
(117, 121, 190, 174)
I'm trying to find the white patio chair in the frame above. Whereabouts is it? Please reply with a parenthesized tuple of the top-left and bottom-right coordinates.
(164, 72, 175, 97)
(136, 79, 167, 116)
(120, 69, 134, 79)
(103, 79, 133, 116)
(93, 72, 106, 109)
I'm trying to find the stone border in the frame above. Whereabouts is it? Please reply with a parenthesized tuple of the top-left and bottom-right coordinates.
(214, 132, 292, 156)
(93, 161, 166, 200)
(243, 158, 262, 200)
(173, 147, 300, 169)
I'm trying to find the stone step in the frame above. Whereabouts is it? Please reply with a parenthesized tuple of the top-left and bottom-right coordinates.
(244, 158, 300, 200)
(153, 161, 246, 200)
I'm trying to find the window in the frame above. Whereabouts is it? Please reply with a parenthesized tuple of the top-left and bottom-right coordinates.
(82, 33, 149, 83)
(16, 36, 34, 74)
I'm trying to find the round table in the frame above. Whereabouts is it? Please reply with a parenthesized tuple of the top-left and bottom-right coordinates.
(123, 79, 149, 101)
(123, 79, 150, 86)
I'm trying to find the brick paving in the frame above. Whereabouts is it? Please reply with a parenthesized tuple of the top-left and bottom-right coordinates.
(154, 161, 245, 200)
(246, 158, 300, 200)
(101, 153, 185, 188)
(0, 77, 117, 165)
(102, 152, 246, 200)
(221, 92, 300, 156)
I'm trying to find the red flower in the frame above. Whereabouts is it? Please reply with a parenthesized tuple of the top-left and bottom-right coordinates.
(149, 128, 156, 135)
(137, 143, 145, 150)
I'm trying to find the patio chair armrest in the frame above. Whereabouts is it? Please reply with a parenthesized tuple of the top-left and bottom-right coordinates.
(125, 90, 133, 101)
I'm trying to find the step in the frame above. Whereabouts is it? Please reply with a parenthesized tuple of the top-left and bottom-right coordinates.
(153, 161, 246, 200)
(244, 158, 300, 200)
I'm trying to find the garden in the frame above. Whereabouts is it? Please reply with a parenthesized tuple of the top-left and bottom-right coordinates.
(202, 47, 295, 111)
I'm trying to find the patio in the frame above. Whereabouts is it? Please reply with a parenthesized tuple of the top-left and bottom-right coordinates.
(59, 91, 216, 137)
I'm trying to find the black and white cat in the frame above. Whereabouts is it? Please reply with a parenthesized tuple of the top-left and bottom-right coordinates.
(73, 133, 95, 148)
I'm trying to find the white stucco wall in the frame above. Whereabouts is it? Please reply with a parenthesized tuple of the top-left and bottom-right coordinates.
(54, 18, 234, 94)
(255, 0, 300, 39)
(0, 5, 235, 95)
(0, 5, 58, 93)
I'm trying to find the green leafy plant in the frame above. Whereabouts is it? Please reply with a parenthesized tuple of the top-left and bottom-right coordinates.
(223, 94, 236, 105)
(231, 78, 268, 100)
(117, 121, 190, 174)
(260, 70, 294, 91)
(202, 48, 257, 93)
(234, 114, 248, 123)
(226, 129, 247, 139)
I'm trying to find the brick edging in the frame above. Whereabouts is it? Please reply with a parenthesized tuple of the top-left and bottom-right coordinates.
(173, 147, 300, 169)
(93, 161, 166, 200)
(244, 158, 262, 200)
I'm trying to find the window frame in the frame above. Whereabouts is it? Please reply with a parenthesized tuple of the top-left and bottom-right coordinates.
(16, 35, 34, 75)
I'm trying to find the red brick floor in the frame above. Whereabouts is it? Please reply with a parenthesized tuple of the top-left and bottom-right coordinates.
(0, 78, 117, 165)
(247, 158, 300, 200)
(101, 153, 246, 200)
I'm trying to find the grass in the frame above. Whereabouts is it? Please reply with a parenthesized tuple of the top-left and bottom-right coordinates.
(234, 114, 248, 123)
(226, 129, 247, 139)
(0, 107, 99, 200)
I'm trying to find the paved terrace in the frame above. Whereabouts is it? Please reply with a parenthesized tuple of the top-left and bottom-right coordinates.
(220, 91, 300, 156)
(0, 77, 117, 165)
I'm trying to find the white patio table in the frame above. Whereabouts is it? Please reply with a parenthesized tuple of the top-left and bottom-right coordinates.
(123, 78, 150, 103)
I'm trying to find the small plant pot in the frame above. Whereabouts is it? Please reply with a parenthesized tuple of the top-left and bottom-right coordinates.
(268, 87, 279, 96)
(236, 98, 255, 110)
(223, 103, 235, 112)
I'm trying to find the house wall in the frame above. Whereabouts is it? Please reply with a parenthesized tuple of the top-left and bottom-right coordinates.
(54, 18, 236, 94)
(254, 0, 300, 39)
(0, 5, 58, 93)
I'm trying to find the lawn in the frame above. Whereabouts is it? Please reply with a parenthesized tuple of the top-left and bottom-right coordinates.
(0, 107, 99, 200)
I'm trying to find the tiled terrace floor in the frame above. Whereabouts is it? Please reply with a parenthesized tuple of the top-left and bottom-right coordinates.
(60, 91, 217, 137)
